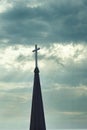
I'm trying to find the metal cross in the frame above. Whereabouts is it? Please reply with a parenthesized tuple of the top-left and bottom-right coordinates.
(32, 45, 40, 67)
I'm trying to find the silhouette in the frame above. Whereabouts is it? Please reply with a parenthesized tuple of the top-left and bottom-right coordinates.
(30, 45, 46, 130)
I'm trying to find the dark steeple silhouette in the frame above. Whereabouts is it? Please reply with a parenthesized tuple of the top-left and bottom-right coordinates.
(30, 45, 46, 130)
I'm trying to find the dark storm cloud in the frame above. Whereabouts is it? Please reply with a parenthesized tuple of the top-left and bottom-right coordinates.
(0, 4, 50, 44)
(0, 0, 87, 45)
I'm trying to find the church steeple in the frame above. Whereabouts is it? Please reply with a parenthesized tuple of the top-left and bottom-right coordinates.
(30, 45, 46, 130)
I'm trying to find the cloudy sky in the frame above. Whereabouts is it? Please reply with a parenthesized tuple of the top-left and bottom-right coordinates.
(0, 0, 87, 130)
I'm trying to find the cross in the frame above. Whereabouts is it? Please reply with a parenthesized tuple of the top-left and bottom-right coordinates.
(32, 45, 40, 67)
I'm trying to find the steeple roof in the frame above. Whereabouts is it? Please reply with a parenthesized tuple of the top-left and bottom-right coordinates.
(30, 45, 46, 130)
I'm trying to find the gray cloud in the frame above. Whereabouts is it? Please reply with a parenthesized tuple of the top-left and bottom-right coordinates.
(44, 87, 87, 113)
(0, 69, 32, 83)
(43, 86, 87, 129)
(41, 58, 87, 87)
(54, 62, 87, 86)
(0, 0, 87, 45)
(0, 86, 31, 130)
(0, 1, 87, 129)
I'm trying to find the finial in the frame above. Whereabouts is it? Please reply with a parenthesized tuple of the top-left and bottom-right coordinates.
(32, 45, 40, 68)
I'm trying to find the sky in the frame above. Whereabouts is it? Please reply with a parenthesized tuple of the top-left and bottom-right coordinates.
(0, 0, 87, 130)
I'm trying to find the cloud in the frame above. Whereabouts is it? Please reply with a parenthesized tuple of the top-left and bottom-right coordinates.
(40, 43, 87, 86)
(43, 85, 87, 128)
(43, 84, 87, 129)
(0, 1, 87, 129)
(0, 43, 87, 86)
(0, 0, 87, 45)
(0, 86, 31, 130)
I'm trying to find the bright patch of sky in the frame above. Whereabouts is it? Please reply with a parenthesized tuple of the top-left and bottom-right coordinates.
(0, 43, 86, 70)
(0, 0, 13, 13)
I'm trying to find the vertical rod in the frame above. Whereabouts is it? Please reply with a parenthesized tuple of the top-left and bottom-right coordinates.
(35, 45, 37, 67)
(32, 45, 40, 68)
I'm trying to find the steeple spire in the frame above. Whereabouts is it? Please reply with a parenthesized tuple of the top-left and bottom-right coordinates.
(29, 45, 46, 130)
